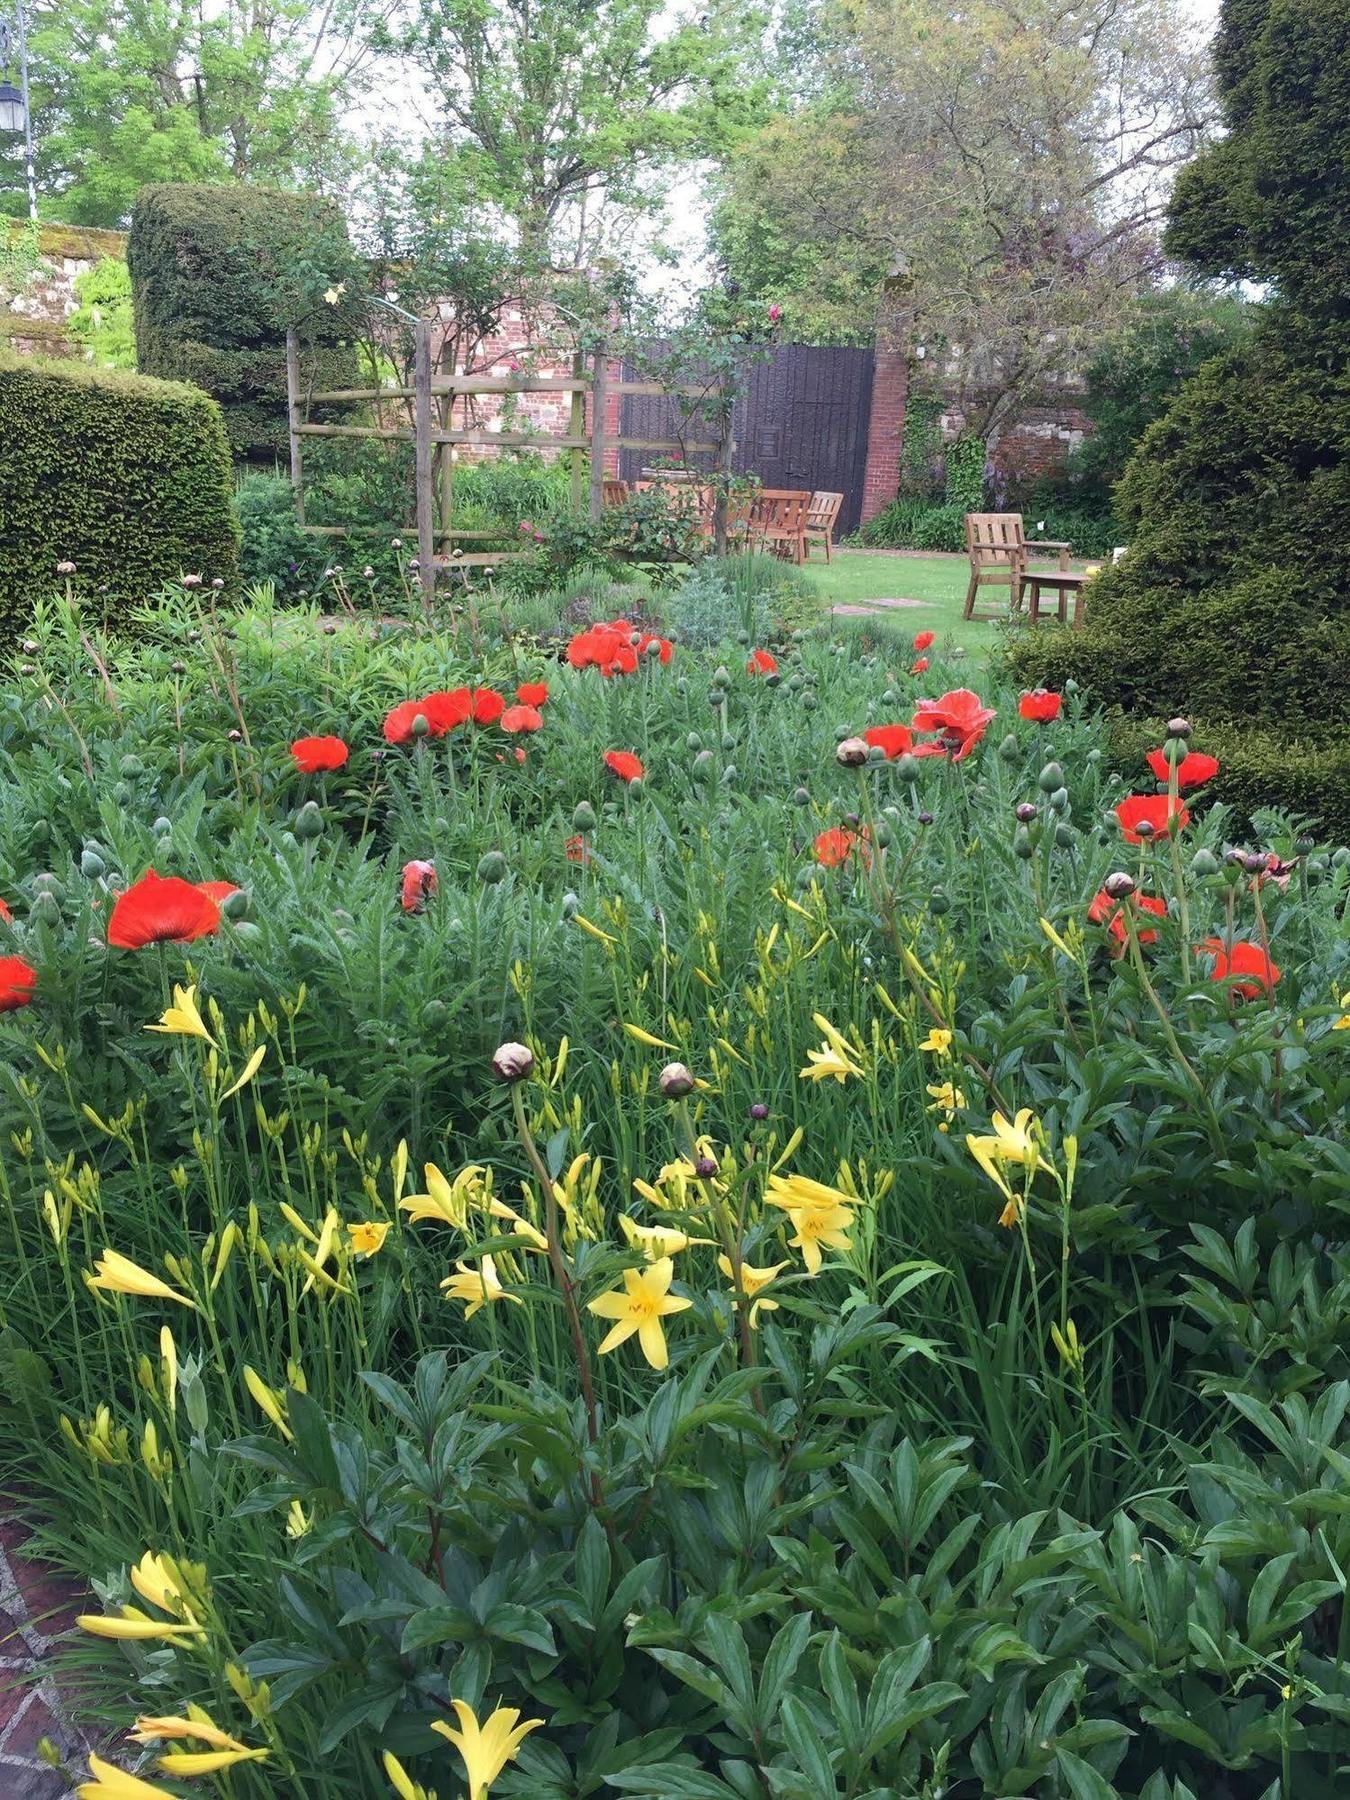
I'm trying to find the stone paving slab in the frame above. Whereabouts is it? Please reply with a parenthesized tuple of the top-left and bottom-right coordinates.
(0, 1521, 97, 1798)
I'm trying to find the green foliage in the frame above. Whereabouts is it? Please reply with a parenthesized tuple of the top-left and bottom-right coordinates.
(234, 473, 328, 594)
(66, 255, 136, 369)
(943, 433, 987, 514)
(0, 354, 237, 639)
(2, 588, 1350, 1794)
(128, 182, 362, 459)
(856, 499, 1117, 558)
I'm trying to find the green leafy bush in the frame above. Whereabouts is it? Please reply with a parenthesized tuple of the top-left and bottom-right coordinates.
(0, 353, 237, 638)
(66, 256, 137, 370)
(128, 183, 363, 459)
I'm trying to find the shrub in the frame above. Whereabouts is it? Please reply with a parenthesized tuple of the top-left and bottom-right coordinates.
(65, 256, 137, 371)
(128, 183, 363, 460)
(234, 472, 329, 594)
(0, 353, 237, 637)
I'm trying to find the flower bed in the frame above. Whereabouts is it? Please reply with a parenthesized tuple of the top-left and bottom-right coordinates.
(1, 585, 1348, 1798)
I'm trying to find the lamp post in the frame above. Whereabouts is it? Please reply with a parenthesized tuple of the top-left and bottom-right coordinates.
(0, 3, 37, 221)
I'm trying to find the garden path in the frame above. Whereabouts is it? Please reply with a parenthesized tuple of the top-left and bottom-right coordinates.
(0, 1519, 97, 1797)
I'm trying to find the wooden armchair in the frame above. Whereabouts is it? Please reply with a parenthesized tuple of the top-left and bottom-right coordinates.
(751, 489, 813, 564)
(601, 478, 631, 507)
(963, 513, 1072, 619)
(804, 491, 844, 562)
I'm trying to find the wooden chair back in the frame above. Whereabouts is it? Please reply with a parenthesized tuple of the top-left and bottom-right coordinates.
(602, 478, 630, 507)
(807, 491, 843, 532)
(966, 513, 1026, 569)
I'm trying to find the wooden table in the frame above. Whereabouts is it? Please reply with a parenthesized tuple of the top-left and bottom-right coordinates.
(1021, 569, 1091, 628)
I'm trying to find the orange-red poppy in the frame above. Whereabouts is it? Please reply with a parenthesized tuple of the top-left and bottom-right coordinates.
(0, 954, 36, 1011)
(1114, 794, 1189, 844)
(0, 897, 11, 924)
(107, 871, 222, 949)
(420, 689, 473, 734)
(1087, 888, 1167, 946)
(814, 826, 870, 869)
(501, 704, 543, 734)
(863, 723, 913, 759)
(1018, 690, 1062, 722)
(382, 699, 425, 745)
(913, 630, 935, 652)
(910, 658, 929, 675)
(469, 687, 505, 726)
(516, 681, 550, 707)
(747, 649, 778, 675)
(290, 734, 349, 773)
(604, 750, 644, 783)
(1200, 936, 1279, 999)
(1145, 748, 1220, 790)
(401, 860, 438, 913)
(911, 688, 996, 762)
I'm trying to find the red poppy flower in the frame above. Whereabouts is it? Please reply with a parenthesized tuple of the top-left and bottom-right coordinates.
(290, 734, 349, 773)
(863, 723, 913, 759)
(604, 750, 644, 783)
(567, 626, 624, 670)
(1018, 690, 1062, 723)
(421, 689, 473, 734)
(196, 881, 240, 907)
(747, 649, 778, 676)
(382, 699, 425, 745)
(565, 834, 590, 865)
(1114, 794, 1190, 844)
(1087, 888, 1168, 946)
(813, 826, 871, 869)
(469, 687, 505, 726)
(911, 689, 997, 762)
(1200, 936, 1279, 999)
(501, 704, 543, 734)
(0, 954, 36, 1011)
(636, 632, 674, 665)
(0, 897, 11, 924)
(107, 870, 222, 949)
(401, 860, 437, 913)
(1145, 748, 1221, 790)
(516, 681, 549, 707)
(910, 658, 929, 675)
(913, 630, 935, 652)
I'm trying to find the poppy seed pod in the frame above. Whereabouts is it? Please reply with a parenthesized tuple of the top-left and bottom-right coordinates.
(411, 713, 430, 738)
(1166, 717, 1193, 740)
(836, 737, 869, 767)
(1243, 852, 1267, 876)
(1103, 871, 1136, 900)
(1015, 802, 1038, 823)
(491, 1041, 534, 1082)
(659, 1061, 695, 1098)
(1162, 737, 1188, 766)
(691, 750, 715, 782)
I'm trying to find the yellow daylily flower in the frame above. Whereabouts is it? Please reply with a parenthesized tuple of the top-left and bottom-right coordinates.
(145, 984, 215, 1047)
(622, 1022, 676, 1050)
(77, 1610, 202, 1642)
(799, 1041, 863, 1083)
(157, 1749, 269, 1775)
(778, 1202, 854, 1275)
(348, 1220, 391, 1258)
(160, 1327, 177, 1412)
(384, 1750, 436, 1800)
(966, 1108, 1052, 1225)
(486, 1196, 548, 1251)
(87, 1250, 195, 1310)
(131, 1713, 249, 1752)
(129, 1550, 199, 1619)
(244, 1366, 293, 1440)
(440, 1255, 522, 1320)
(220, 1044, 266, 1101)
(925, 1080, 966, 1119)
(587, 1257, 692, 1370)
(286, 1500, 311, 1539)
(1333, 991, 1350, 1030)
(400, 1163, 481, 1229)
(918, 1027, 953, 1056)
(618, 1215, 715, 1261)
(717, 1254, 787, 1326)
(429, 1699, 545, 1800)
(77, 1753, 172, 1798)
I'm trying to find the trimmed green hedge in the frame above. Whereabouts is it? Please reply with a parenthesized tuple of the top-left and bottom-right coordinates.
(129, 183, 362, 460)
(0, 353, 238, 639)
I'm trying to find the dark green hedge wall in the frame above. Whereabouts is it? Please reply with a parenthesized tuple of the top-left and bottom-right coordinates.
(0, 354, 238, 640)
(128, 184, 363, 460)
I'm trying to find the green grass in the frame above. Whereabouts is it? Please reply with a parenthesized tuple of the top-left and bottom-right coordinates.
(804, 547, 1092, 661)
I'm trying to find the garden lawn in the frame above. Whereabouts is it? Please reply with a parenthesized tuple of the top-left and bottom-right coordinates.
(808, 546, 1095, 660)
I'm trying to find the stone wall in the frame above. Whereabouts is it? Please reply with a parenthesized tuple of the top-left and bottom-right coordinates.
(1, 222, 128, 357)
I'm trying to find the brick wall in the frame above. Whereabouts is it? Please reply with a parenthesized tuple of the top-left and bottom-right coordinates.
(2, 222, 127, 356)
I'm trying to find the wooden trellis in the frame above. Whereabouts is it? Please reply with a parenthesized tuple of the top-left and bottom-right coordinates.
(285, 316, 727, 605)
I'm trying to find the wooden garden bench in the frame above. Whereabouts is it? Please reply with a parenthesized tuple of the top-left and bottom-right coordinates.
(963, 513, 1073, 619)
(751, 489, 813, 564)
(804, 491, 844, 562)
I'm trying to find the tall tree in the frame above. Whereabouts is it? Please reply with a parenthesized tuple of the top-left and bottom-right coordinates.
(383, 0, 771, 262)
(711, 0, 1215, 443)
(4, 0, 380, 226)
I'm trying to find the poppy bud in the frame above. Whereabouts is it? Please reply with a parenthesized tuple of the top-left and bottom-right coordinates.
(686, 732, 703, 752)
(1037, 762, 1063, 792)
(56, 560, 76, 576)
(882, 688, 897, 706)
(691, 751, 715, 782)
(713, 666, 731, 687)
(1332, 847, 1350, 868)
(18, 663, 34, 676)
(749, 1102, 769, 1120)
(294, 801, 324, 841)
(998, 734, 1020, 761)
(1307, 855, 1328, 879)
(221, 888, 249, 921)
(1103, 871, 1136, 900)
(1054, 822, 1075, 848)
(421, 999, 448, 1029)
(801, 691, 818, 711)
(572, 801, 597, 833)
(792, 786, 811, 807)
(227, 728, 242, 743)
(120, 754, 143, 777)
(1048, 787, 1069, 814)
(30, 891, 61, 928)
(1190, 848, 1220, 876)
(836, 737, 869, 767)
(491, 1041, 534, 1082)
(152, 816, 172, 836)
(1013, 826, 1035, 860)
(478, 850, 508, 884)
(721, 732, 735, 753)
(1243, 852, 1267, 876)
(1166, 717, 1192, 740)
(917, 811, 934, 826)
(874, 822, 893, 847)
(896, 754, 920, 784)
(721, 765, 738, 785)
(80, 847, 106, 879)
(1224, 848, 1246, 866)
(170, 660, 186, 675)
(21, 638, 38, 654)
(411, 713, 430, 738)
(1015, 802, 1038, 823)
(929, 887, 951, 913)
(659, 1061, 695, 1098)
(1064, 679, 1078, 695)
(694, 1155, 719, 1178)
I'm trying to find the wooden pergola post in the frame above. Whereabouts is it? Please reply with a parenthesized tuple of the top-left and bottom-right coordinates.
(285, 327, 305, 524)
(413, 318, 435, 609)
(588, 345, 609, 522)
(569, 348, 587, 512)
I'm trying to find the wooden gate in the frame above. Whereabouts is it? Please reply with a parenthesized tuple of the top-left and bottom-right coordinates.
(619, 343, 875, 536)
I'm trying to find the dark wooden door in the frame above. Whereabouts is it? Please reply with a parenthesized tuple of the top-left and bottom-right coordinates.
(619, 344, 875, 537)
